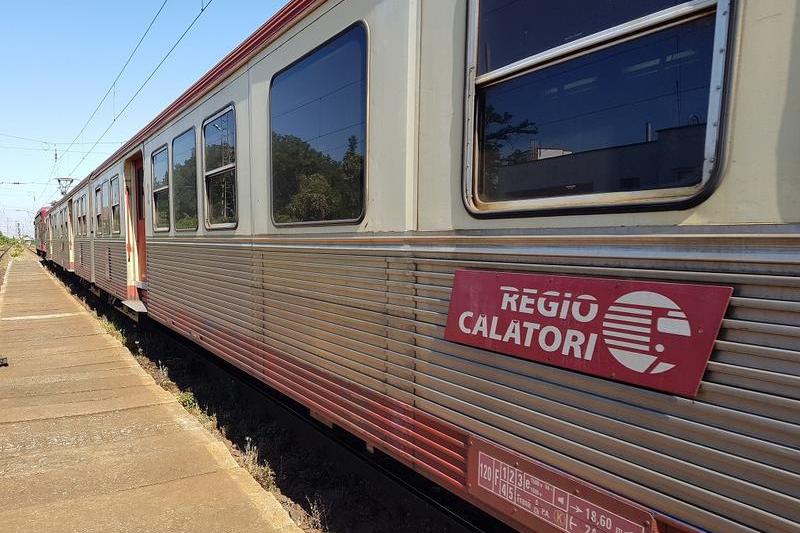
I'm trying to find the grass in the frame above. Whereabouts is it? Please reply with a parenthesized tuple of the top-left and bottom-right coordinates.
(243, 436, 277, 490)
(0, 235, 26, 259)
(46, 266, 468, 533)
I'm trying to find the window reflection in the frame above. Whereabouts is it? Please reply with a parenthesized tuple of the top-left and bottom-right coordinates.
(110, 176, 120, 233)
(270, 24, 367, 224)
(173, 129, 198, 230)
(204, 110, 235, 171)
(478, 0, 685, 74)
(152, 149, 169, 189)
(152, 148, 170, 230)
(477, 16, 714, 203)
(203, 108, 237, 226)
(95, 187, 102, 234)
(206, 168, 236, 225)
(154, 190, 170, 229)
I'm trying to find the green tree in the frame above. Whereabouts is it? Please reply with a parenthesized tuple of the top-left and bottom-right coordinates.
(480, 105, 538, 195)
(272, 133, 364, 223)
(173, 155, 198, 229)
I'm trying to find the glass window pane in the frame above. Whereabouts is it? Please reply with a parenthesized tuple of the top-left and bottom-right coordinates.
(173, 129, 198, 230)
(102, 181, 110, 235)
(112, 206, 120, 233)
(478, 0, 686, 74)
(271, 24, 367, 224)
(110, 176, 120, 205)
(95, 188, 102, 234)
(206, 169, 236, 225)
(476, 16, 714, 204)
(152, 149, 169, 189)
(204, 110, 235, 172)
(154, 189, 170, 229)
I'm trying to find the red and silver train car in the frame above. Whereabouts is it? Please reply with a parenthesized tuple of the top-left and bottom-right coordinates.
(41, 1, 799, 531)
(45, 201, 73, 270)
(33, 206, 49, 256)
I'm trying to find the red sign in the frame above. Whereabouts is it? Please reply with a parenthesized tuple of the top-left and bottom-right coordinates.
(444, 270, 731, 397)
(468, 438, 658, 533)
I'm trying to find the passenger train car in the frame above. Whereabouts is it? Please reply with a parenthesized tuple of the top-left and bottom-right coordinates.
(40, 1, 800, 532)
(34, 206, 48, 256)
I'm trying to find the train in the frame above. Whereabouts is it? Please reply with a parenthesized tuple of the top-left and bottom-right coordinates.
(36, 1, 799, 532)
(34, 206, 49, 256)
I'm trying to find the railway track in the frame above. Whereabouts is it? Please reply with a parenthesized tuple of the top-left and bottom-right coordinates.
(0, 245, 14, 274)
(142, 315, 513, 533)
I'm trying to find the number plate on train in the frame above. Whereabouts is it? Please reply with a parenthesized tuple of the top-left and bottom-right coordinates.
(467, 438, 658, 533)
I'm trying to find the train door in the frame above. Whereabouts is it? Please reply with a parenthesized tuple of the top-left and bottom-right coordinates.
(122, 152, 147, 310)
(135, 157, 146, 284)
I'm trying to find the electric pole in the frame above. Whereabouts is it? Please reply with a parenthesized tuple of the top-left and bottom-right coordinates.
(56, 177, 75, 195)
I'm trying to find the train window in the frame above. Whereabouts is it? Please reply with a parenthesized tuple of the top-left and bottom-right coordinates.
(270, 23, 367, 225)
(478, 1, 687, 75)
(94, 186, 103, 235)
(173, 128, 198, 230)
(80, 196, 86, 236)
(82, 196, 87, 236)
(152, 147, 170, 231)
(467, 1, 729, 214)
(110, 176, 121, 234)
(102, 180, 111, 235)
(203, 107, 237, 227)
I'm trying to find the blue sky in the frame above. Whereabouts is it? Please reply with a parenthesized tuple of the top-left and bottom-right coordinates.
(0, 0, 284, 236)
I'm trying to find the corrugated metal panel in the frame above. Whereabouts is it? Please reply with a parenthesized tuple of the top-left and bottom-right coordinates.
(144, 235, 800, 533)
(93, 239, 126, 300)
(74, 238, 92, 282)
(50, 232, 69, 270)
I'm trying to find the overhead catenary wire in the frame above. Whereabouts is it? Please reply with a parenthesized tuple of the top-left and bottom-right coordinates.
(41, 0, 169, 204)
(0, 132, 121, 145)
(0, 144, 115, 155)
(63, 0, 217, 187)
(41, 0, 215, 207)
(53, 0, 170, 176)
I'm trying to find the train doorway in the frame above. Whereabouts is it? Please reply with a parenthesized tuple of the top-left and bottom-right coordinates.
(134, 156, 146, 284)
(122, 151, 147, 309)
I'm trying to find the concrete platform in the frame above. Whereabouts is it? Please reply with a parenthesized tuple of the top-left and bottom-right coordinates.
(0, 252, 302, 533)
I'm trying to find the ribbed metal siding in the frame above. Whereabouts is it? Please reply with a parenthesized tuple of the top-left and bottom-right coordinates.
(146, 240, 260, 355)
(92, 239, 126, 300)
(145, 239, 470, 492)
(146, 235, 800, 533)
(74, 239, 92, 282)
(51, 232, 69, 270)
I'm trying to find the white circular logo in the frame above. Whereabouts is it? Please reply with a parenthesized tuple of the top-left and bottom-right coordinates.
(601, 291, 691, 374)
